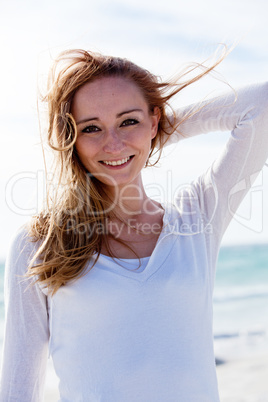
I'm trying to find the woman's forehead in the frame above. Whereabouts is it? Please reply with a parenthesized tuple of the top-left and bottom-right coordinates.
(71, 76, 148, 118)
(74, 76, 143, 98)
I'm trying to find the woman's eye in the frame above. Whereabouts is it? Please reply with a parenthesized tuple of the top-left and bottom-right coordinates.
(120, 119, 139, 127)
(81, 125, 100, 134)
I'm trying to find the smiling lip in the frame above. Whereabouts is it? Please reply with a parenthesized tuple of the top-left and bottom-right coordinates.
(100, 155, 134, 167)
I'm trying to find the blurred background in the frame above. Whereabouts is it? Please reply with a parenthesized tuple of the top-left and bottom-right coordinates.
(0, 0, 268, 400)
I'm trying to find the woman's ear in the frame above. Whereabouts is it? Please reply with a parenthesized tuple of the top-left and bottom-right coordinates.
(151, 107, 161, 139)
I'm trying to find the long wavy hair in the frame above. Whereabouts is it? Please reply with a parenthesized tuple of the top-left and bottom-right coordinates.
(27, 47, 227, 294)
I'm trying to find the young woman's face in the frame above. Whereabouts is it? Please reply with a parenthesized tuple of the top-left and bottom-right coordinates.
(72, 76, 160, 190)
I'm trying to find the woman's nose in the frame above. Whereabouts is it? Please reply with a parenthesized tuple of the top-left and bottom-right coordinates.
(103, 129, 125, 153)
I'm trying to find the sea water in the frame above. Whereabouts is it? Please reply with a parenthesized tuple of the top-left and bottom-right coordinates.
(0, 244, 268, 364)
(213, 244, 268, 362)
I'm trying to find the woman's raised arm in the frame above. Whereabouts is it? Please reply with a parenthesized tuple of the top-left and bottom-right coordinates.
(168, 82, 268, 243)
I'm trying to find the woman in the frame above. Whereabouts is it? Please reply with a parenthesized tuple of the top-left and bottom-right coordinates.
(0, 49, 268, 401)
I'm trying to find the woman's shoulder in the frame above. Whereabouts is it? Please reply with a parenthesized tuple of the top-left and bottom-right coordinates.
(9, 223, 35, 250)
(5, 223, 39, 276)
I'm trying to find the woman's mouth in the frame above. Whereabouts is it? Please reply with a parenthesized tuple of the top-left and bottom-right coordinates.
(100, 155, 134, 167)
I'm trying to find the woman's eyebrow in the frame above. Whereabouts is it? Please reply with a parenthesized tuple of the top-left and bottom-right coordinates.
(116, 108, 143, 117)
(76, 109, 143, 125)
(76, 117, 99, 125)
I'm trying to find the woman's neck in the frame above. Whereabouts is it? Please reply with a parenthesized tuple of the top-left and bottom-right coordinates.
(101, 190, 164, 259)
(103, 177, 160, 221)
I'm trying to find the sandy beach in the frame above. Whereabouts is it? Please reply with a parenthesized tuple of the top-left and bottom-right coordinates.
(43, 355, 268, 402)
(217, 355, 268, 402)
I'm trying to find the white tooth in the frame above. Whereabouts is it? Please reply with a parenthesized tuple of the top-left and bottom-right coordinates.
(103, 156, 131, 166)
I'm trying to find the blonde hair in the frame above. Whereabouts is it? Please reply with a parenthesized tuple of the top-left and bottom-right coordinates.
(27, 47, 227, 294)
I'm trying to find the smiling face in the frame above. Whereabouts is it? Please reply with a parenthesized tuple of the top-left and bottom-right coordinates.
(72, 76, 160, 190)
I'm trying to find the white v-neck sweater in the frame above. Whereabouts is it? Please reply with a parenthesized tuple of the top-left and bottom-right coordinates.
(1, 83, 268, 402)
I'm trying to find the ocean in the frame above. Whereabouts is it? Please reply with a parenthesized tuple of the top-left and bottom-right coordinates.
(213, 244, 268, 362)
(0, 243, 268, 366)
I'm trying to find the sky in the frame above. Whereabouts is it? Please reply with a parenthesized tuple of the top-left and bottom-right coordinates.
(0, 0, 268, 259)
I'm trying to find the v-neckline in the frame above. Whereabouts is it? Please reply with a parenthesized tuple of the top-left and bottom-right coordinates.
(91, 203, 178, 282)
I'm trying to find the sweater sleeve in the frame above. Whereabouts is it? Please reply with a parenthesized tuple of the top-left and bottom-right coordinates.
(168, 82, 268, 243)
(0, 228, 49, 402)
